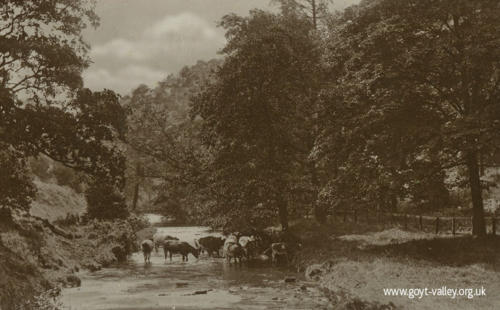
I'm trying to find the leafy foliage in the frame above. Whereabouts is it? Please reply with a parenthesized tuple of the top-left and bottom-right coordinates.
(123, 60, 221, 220)
(316, 0, 500, 235)
(85, 179, 129, 220)
(118, 0, 498, 236)
(0, 144, 36, 211)
(0, 0, 127, 214)
(271, 0, 333, 29)
(192, 10, 322, 229)
(0, 0, 99, 100)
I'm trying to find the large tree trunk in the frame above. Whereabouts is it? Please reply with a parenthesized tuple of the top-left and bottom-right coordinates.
(132, 163, 142, 211)
(311, 162, 327, 224)
(278, 196, 289, 231)
(313, 205, 327, 224)
(132, 182, 140, 211)
(466, 151, 486, 236)
(311, 0, 317, 30)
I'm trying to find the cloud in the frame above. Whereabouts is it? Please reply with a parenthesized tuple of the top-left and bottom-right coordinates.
(83, 65, 165, 94)
(146, 12, 218, 40)
(84, 12, 225, 94)
(91, 39, 146, 61)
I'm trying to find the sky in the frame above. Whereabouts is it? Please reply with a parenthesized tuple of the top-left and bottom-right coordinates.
(83, 0, 358, 95)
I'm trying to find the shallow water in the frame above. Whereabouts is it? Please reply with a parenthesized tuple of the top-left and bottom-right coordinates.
(61, 226, 331, 310)
(143, 214, 165, 225)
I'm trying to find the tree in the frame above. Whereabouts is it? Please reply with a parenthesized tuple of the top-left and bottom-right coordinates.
(85, 178, 129, 220)
(271, 0, 333, 29)
(271, 0, 334, 224)
(0, 143, 36, 212)
(318, 0, 500, 235)
(192, 10, 322, 230)
(0, 0, 127, 214)
(0, 0, 98, 99)
(123, 60, 220, 220)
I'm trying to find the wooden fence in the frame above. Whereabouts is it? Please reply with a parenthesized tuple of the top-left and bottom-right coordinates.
(329, 210, 498, 235)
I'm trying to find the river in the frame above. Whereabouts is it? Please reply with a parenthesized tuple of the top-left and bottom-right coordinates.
(60, 226, 332, 310)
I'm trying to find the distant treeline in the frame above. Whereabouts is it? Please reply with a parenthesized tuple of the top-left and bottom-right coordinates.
(1, 0, 498, 238)
(124, 0, 500, 237)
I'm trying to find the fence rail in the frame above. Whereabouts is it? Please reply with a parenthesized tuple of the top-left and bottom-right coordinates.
(329, 210, 498, 235)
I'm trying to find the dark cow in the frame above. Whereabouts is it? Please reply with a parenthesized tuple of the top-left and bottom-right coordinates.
(238, 235, 257, 260)
(270, 242, 288, 265)
(197, 236, 225, 257)
(153, 232, 179, 253)
(141, 239, 154, 263)
(163, 240, 200, 262)
(224, 243, 245, 264)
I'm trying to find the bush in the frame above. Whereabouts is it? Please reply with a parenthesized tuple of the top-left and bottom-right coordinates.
(17, 288, 63, 310)
(126, 214, 150, 232)
(84, 217, 143, 261)
(0, 146, 36, 212)
(85, 180, 129, 220)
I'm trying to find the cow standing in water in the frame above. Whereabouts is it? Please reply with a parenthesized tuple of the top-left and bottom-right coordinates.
(238, 235, 256, 260)
(141, 239, 154, 263)
(270, 242, 288, 265)
(197, 236, 225, 257)
(224, 243, 244, 264)
(153, 232, 179, 253)
(223, 234, 244, 264)
(163, 240, 200, 262)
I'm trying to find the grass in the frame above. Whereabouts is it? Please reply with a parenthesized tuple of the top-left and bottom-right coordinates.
(369, 235, 500, 269)
(290, 219, 500, 309)
(30, 179, 86, 222)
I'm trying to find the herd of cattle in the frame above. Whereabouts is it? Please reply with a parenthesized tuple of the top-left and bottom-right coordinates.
(140, 230, 300, 266)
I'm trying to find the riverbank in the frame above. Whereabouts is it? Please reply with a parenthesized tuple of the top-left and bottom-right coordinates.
(291, 220, 500, 309)
(0, 211, 147, 309)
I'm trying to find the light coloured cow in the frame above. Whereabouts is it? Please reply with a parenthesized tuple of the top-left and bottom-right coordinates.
(238, 235, 256, 259)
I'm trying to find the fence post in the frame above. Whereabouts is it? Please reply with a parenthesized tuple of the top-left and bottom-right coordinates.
(404, 214, 408, 230)
(492, 217, 496, 236)
(452, 217, 456, 235)
(354, 210, 358, 223)
(343, 212, 347, 223)
(435, 217, 440, 234)
(419, 215, 423, 231)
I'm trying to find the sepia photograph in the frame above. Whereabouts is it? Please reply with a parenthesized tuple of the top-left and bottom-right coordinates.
(0, 0, 499, 309)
